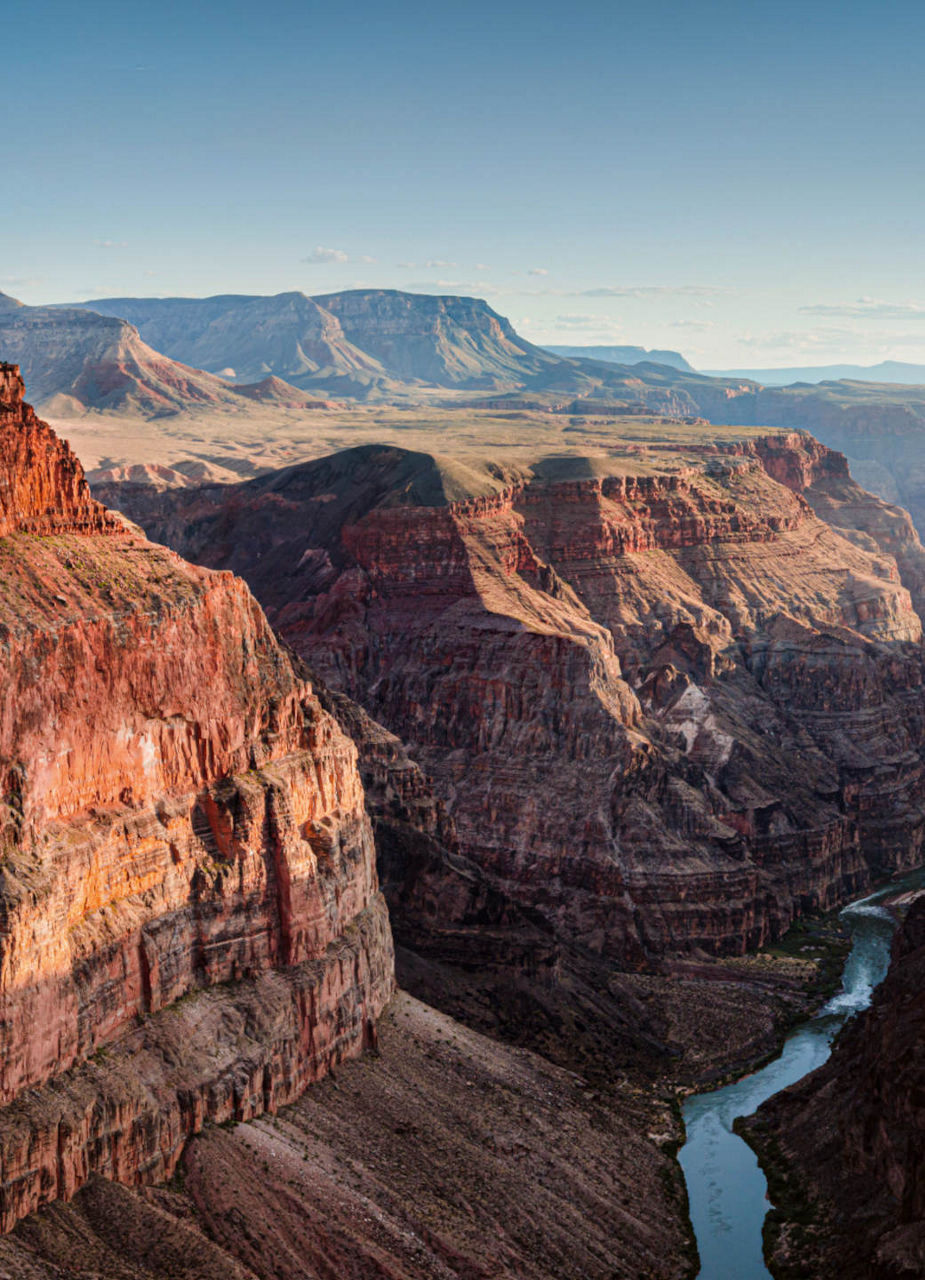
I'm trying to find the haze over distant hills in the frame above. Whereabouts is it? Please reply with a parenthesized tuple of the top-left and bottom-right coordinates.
(545, 344, 694, 372)
(707, 360, 925, 385)
(0, 292, 329, 416)
(55, 289, 740, 411)
(70, 289, 582, 396)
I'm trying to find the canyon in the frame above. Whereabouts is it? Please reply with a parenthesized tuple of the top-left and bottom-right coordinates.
(13, 285, 925, 556)
(5, 347, 925, 1278)
(744, 894, 925, 1280)
(0, 364, 730, 1280)
(97, 432, 925, 973)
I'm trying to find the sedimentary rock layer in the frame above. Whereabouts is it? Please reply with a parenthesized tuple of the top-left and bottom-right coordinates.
(313, 678, 670, 1074)
(0, 993, 693, 1280)
(98, 433, 925, 963)
(0, 903, 390, 1235)
(0, 366, 394, 1227)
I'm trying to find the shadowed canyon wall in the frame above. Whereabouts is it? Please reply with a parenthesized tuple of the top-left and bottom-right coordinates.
(96, 433, 925, 968)
(745, 895, 925, 1279)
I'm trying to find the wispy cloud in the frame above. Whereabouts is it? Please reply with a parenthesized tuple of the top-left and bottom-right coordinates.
(402, 259, 486, 272)
(527, 267, 548, 277)
(302, 246, 350, 264)
(515, 313, 630, 344)
(405, 279, 499, 295)
(550, 313, 626, 336)
(94, 239, 128, 249)
(737, 327, 862, 351)
(577, 284, 725, 299)
(670, 319, 715, 331)
(799, 297, 925, 320)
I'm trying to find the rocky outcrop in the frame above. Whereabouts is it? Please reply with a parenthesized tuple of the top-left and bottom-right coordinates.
(666, 374, 925, 544)
(64, 291, 388, 391)
(546, 343, 695, 372)
(69, 290, 581, 396)
(63, 289, 748, 403)
(0, 368, 394, 1228)
(96, 434, 925, 966)
(744, 896, 925, 1279)
(0, 363, 117, 536)
(0, 911, 390, 1235)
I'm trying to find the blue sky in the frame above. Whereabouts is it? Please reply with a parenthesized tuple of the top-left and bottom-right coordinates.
(6, 0, 925, 367)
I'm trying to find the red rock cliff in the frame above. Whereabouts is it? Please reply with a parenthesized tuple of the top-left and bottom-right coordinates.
(0, 369, 394, 1230)
(0, 363, 114, 536)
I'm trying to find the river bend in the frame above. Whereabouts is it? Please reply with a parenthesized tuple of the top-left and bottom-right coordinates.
(679, 874, 924, 1280)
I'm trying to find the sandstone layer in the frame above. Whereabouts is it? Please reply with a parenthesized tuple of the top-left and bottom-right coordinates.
(100, 435, 925, 967)
(0, 366, 394, 1229)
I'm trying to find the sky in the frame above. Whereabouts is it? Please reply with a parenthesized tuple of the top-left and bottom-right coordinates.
(5, 0, 925, 369)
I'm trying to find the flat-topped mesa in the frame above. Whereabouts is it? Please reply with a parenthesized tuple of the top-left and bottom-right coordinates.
(0, 364, 115, 536)
(0, 378, 394, 1230)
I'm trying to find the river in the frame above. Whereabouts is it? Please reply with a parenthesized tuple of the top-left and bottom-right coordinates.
(678, 872, 925, 1280)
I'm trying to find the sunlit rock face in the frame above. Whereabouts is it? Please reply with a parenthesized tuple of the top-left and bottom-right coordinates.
(0, 366, 394, 1229)
(99, 432, 925, 964)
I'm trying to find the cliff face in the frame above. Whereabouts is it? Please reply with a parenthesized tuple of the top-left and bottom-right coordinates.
(546, 344, 695, 372)
(98, 434, 925, 965)
(0, 367, 393, 1228)
(310, 678, 670, 1076)
(745, 896, 925, 1279)
(0, 363, 116, 536)
(674, 378, 925, 543)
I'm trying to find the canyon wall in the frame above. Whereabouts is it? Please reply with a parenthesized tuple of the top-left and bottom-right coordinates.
(0, 365, 394, 1229)
(98, 433, 925, 965)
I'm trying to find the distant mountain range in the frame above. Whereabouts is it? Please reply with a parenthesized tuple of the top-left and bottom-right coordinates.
(10, 285, 925, 539)
(0, 286, 736, 419)
(68, 290, 576, 396)
(0, 292, 331, 415)
(545, 344, 694, 372)
(707, 360, 925, 385)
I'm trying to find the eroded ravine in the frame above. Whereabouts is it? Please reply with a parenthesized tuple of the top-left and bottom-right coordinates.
(679, 871, 925, 1280)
